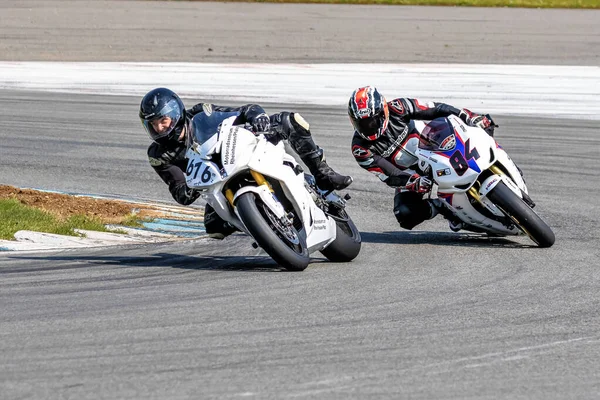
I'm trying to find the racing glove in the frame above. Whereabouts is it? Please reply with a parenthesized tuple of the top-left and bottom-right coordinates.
(405, 174, 432, 194)
(459, 109, 497, 136)
(251, 113, 271, 133)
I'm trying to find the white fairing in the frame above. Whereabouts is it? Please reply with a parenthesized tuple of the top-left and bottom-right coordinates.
(415, 115, 529, 236)
(185, 115, 337, 253)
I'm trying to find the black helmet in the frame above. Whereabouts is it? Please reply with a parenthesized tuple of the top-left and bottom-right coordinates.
(348, 86, 389, 141)
(139, 88, 186, 145)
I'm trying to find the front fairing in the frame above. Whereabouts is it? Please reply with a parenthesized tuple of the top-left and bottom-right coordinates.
(416, 115, 496, 191)
(220, 123, 258, 178)
(185, 148, 223, 189)
(185, 112, 245, 190)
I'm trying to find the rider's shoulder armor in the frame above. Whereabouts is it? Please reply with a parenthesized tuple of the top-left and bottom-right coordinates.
(388, 98, 410, 117)
(147, 140, 187, 168)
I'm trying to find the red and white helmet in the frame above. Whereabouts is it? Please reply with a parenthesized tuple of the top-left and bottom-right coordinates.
(348, 86, 389, 141)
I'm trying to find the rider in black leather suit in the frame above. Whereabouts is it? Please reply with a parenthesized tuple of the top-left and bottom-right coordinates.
(140, 87, 353, 238)
(348, 86, 496, 231)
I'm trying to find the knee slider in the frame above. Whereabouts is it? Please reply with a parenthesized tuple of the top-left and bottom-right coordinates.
(292, 113, 310, 131)
(394, 202, 430, 230)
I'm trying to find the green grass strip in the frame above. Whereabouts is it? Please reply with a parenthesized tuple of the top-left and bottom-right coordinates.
(176, 0, 599, 9)
(0, 198, 114, 240)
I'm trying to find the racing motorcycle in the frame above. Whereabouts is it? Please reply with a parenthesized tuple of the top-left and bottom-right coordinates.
(184, 112, 361, 271)
(414, 115, 555, 247)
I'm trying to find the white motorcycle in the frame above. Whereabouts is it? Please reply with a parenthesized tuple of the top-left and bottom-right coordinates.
(414, 115, 555, 247)
(184, 111, 361, 271)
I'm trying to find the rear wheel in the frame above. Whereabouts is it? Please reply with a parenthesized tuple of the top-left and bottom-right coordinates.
(320, 210, 362, 262)
(487, 181, 555, 248)
(236, 192, 310, 271)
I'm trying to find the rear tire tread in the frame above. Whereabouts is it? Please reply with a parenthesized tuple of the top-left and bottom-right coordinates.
(320, 219, 362, 262)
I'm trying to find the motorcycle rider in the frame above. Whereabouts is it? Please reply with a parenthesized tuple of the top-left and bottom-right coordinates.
(348, 86, 497, 232)
(140, 87, 353, 239)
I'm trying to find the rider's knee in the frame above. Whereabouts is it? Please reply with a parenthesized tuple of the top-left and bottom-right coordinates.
(394, 199, 436, 230)
(290, 113, 310, 134)
(274, 112, 320, 159)
(280, 112, 310, 140)
(395, 207, 420, 230)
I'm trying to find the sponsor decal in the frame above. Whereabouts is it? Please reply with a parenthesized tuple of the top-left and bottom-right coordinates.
(440, 134, 456, 151)
(352, 145, 370, 158)
(380, 126, 409, 158)
(390, 100, 404, 114)
(223, 127, 239, 165)
(429, 156, 439, 163)
(313, 218, 327, 230)
(436, 168, 451, 177)
(148, 157, 163, 167)
(485, 178, 499, 191)
(356, 108, 371, 118)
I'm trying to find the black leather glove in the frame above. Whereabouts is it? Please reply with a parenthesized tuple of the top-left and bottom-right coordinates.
(405, 174, 432, 194)
(459, 109, 498, 136)
(251, 113, 271, 133)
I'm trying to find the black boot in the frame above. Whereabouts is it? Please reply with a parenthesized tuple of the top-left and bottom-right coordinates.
(303, 153, 353, 192)
(204, 203, 238, 240)
(274, 112, 353, 191)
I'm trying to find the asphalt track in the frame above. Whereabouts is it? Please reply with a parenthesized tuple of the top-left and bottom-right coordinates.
(2, 2, 600, 399)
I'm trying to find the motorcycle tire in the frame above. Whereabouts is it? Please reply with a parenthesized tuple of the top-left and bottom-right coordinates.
(320, 218, 361, 262)
(236, 192, 310, 271)
(487, 181, 555, 248)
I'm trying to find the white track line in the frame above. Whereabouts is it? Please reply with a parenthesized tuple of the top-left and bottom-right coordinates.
(1, 62, 598, 120)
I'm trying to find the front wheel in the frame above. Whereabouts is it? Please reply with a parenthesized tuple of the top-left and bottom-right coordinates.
(320, 212, 362, 262)
(236, 192, 310, 271)
(487, 181, 555, 248)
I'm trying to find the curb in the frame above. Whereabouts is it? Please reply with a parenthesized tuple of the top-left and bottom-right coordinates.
(0, 190, 208, 252)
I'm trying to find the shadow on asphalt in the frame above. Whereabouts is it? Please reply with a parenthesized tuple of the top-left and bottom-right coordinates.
(360, 231, 535, 248)
(0, 253, 295, 273)
(1, 233, 341, 272)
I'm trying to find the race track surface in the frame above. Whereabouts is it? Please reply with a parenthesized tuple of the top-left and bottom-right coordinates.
(1, 1, 600, 399)
(2, 92, 600, 399)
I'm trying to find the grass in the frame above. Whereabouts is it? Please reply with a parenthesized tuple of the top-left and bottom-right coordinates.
(0, 198, 136, 240)
(119, 213, 148, 228)
(176, 0, 599, 8)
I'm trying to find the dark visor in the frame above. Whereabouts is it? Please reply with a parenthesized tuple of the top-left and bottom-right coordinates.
(353, 110, 384, 136)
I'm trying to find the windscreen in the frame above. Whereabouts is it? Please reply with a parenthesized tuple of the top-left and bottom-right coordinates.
(190, 111, 240, 145)
(419, 118, 456, 152)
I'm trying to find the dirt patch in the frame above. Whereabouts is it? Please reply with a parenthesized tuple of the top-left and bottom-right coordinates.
(0, 185, 158, 224)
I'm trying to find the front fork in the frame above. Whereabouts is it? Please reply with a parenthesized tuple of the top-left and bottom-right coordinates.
(225, 170, 274, 206)
(468, 164, 504, 204)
